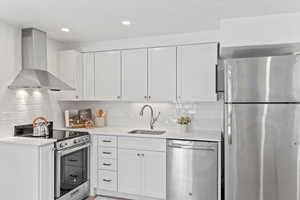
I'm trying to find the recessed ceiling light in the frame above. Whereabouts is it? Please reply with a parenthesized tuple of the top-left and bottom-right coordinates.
(121, 20, 131, 26)
(61, 27, 70, 32)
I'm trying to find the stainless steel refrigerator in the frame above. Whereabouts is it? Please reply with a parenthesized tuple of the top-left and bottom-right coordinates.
(224, 54, 300, 200)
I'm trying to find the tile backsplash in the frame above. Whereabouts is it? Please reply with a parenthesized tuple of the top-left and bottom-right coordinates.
(59, 101, 223, 131)
(0, 89, 64, 137)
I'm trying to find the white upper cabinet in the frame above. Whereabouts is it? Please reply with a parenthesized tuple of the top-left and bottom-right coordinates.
(82, 52, 95, 99)
(148, 47, 177, 102)
(122, 49, 148, 101)
(95, 51, 121, 100)
(57, 50, 82, 100)
(177, 43, 218, 102)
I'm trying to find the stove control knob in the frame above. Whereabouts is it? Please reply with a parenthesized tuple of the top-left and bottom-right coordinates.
(59, 143, 64, 148)
(73, 139, 78, 144)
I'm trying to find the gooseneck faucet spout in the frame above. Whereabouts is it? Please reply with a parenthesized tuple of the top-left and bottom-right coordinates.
(140, 105, 160, 130)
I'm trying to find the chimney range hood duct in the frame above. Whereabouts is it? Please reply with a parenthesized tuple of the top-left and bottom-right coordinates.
(8, 28, 74, 91)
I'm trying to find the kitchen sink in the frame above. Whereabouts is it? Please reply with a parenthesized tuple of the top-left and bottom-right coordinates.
(128, 129, 166, 135)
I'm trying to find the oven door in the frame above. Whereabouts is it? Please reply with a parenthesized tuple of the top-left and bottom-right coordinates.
(55, 143, 90, 199)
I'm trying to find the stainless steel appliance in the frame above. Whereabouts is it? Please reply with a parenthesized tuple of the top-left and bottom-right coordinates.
(14, 124, 90, 200)
(55, 131, 90, 200)
(167, 139, 218, 200)
(8, 28, 74, 91)
(224, 54, 300, 200)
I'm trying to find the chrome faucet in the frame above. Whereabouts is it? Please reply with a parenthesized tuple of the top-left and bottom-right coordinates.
(140, 105, 160, 130)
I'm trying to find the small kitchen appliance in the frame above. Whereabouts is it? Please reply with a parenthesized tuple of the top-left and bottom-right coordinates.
(32, 116, 49, 137)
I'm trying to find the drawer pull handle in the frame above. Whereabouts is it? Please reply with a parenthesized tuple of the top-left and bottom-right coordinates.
(103, 163, 112, 166)
(103, 151, 112, 154)
(103, 179, 112, 182)
(102, 140, 112, 143)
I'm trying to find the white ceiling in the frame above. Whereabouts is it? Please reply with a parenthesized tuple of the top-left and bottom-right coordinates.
(0, 0, 299, 42)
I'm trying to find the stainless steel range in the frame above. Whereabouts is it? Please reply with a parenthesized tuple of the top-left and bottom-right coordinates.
(54, 130, 90, 200)
(15, 124, 90, 200)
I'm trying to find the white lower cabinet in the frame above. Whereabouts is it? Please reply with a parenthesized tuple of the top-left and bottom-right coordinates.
(98, 170, 117, 191)
(118, 149, 142, 196)
(95, 135, 166, 200)
(142, 151, 166, 199)
(118, 137, 166, 199)
(97, 136, 118, 192)
(0, 142, 54, 200)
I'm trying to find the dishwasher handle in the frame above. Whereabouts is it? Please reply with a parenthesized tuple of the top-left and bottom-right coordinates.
(168, 144, 216, 151)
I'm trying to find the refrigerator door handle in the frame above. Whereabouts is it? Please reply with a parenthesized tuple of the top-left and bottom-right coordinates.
(228, 105, 233, 145)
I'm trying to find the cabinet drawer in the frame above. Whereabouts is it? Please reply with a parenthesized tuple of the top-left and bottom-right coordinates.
(99, 147, 117, 159)
(99, 158, 117, 171)
(98, 170, 117, 191)
(98, 136, 117, 147)
(118, 137, 166, 152)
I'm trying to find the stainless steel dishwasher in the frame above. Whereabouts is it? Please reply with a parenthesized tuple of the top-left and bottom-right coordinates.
(167, 139, 218, 200)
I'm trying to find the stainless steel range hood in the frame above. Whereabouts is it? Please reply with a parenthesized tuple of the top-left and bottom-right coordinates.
(8, 28, 74, 91)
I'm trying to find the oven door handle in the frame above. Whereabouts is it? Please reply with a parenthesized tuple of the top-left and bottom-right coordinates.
(57, 143, 90, 156)
(55, 143, 90, 198)
(56, 150, 61, 198)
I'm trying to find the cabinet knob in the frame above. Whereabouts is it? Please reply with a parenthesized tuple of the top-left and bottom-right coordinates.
(137, 153, 140, 156)
(117, 96, 121, 99)
(144, 96, 147, 99)
(148, 96, 151, 99)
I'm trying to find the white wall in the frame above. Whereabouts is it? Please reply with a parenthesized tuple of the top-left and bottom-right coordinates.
(0, 21, 64, 137)
(220, 12, 300, 47)
(64, 30, 220, 52)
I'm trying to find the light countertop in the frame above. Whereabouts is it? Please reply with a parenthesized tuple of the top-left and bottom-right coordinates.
(0, 136, 57, 146)
(55, 127, 222, 142)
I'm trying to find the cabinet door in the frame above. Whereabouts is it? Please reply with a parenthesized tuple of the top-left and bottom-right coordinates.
(82, 53, 95, 99)
(122, 49, 148, 101)
(39, 144, 55, 200)
(142, 151, 166, 199)
(57, 50, 82, 100)
(148, 47, 176, 101)
(177, 43, 218, 101)
(95, 51, 121, 100)
(118, 149, 141, 195)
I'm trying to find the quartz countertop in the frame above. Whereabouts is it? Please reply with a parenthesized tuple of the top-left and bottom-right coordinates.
(0, 136, 56, 146)
(55, 127, 222, 142)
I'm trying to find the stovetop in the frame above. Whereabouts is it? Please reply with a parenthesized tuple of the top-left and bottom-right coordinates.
(23, 130, 88, 141)
(14, 123, 88, 142)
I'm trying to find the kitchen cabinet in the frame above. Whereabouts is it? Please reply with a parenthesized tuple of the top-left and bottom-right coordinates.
(95, 51, 121, 100)
(118, 137, 166, 199)
(0, 142, 54, 200)
(148, 47, 177, 101)
(57, 50, 82, 100)
(177, 43, 218, 101)
(79, 43, 218, 102)
(142, 150, 166, 199)
(118, 149, 142, 195)
(97, 135, 118, 192)
(122, 49, 148, 101)
(82, 52, 95, 99)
